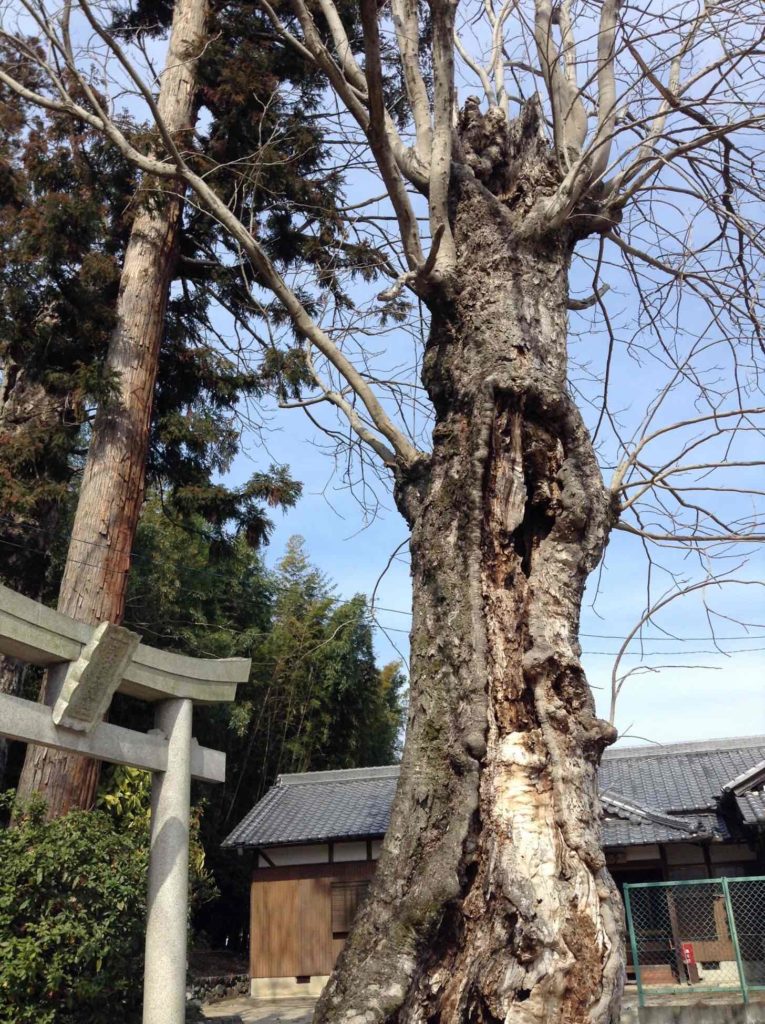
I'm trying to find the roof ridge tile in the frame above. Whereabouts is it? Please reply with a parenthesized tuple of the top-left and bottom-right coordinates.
(603, 735, 765, 760)
(278, 765, 401, 786)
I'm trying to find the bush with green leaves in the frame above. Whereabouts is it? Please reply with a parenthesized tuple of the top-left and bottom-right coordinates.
(0, 793, 147, 1024)
(97, 764, 218, 911)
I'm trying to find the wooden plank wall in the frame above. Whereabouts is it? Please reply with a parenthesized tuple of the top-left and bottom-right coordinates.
(250, 861, 376, 979)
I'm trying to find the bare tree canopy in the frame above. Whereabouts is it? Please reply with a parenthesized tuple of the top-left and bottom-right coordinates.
(2, 0, 764, 1020)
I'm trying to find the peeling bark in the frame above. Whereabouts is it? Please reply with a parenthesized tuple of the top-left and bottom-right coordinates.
(16, 0, 208, 816)
(315, 109, 623, 1024)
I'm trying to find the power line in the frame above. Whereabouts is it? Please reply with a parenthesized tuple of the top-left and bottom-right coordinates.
(369, 619, 765, 655)
(371, 606, 765, 643)
(583, 647, 765, 657)
(4, 516, 764, 655)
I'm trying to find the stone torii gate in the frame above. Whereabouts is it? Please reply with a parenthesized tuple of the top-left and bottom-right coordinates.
(0, 583, 250, 1024)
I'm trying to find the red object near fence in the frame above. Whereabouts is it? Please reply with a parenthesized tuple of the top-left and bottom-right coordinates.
(680, 942, 696, 966)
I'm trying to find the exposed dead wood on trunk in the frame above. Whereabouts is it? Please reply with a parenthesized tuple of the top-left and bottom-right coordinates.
(5, 0, 762, 1013)
(316, 115, 623, 1024)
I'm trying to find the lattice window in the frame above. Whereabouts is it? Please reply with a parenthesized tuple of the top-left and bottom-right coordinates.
(331, 881, 370, 936)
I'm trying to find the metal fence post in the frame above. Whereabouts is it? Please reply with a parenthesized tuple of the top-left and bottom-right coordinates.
(722, 876, 749, 1005)
(624, 884, 645, 1009)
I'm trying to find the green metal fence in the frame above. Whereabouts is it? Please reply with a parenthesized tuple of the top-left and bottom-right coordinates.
(624, 876, 765, 1007)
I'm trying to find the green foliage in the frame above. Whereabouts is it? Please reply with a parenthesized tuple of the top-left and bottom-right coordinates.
(97, 766, 218, 911)
(0, 75, 301, 601)
(123, 495, 274, 657)
(123, 520, 405, 817)
(249, 539, 406, 777)
(1, 0, 412, 599)
(0, 0, 409, 598)
(0, 84, 133, 596)
(0, 793, 147, 1024)
(120, 515, 406, 946)
(0, 770, 225, 1023)
(112, 0, 398, 393)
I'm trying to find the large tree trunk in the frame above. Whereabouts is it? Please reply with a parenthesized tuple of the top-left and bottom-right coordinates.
(315, 159, 624, 1020)
(16, 0, 208, 816)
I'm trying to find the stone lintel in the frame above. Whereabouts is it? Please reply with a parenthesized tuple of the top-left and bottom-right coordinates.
(0, 692, 225, 783)
(0, 583, 250, 704)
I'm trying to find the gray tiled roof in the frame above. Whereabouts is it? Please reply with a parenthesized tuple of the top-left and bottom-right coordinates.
(599, 737, 765, 814)
(223, 766, 399, 848)
(223, 736, 765, 850)
(738, 792, 765, 826)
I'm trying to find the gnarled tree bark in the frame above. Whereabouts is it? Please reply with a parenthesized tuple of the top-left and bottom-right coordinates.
(316, 109, 623, 1024)
(16, 0, 208, 816)
(1, 0, 760, 1014)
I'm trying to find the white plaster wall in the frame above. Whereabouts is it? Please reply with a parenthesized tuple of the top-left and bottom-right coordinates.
(256, 839, 385, 867)
(333, 841, 368, 862)
(264, 844, 330, 866)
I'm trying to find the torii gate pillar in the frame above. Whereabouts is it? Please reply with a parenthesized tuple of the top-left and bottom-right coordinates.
(143, 698, 194, 1024)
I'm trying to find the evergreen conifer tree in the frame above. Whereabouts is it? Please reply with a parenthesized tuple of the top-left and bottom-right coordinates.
(4, 0, 356, 810)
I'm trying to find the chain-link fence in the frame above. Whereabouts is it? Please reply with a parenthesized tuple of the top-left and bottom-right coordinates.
(624, 876, 765, 1006)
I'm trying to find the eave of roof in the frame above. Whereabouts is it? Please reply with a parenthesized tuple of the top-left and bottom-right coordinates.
(722, 758, 765, 796)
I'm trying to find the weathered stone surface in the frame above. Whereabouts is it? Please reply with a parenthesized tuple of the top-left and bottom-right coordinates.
(52, 621, 140, 731)
(188, 974, 250, 1006)
(0, 582, 249, 703)
(0, 691, 226, 782)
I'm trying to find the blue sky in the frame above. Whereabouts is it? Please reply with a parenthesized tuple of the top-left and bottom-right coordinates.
(230, 398, 765, 750)
(218, 102, 765, 751)
(224, 185, 765, 752)
(41, 0, 763, 751)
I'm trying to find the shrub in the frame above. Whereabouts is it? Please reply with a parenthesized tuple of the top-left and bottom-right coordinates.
(0, 793, 147, 1024)
(97, 765, 218, 911)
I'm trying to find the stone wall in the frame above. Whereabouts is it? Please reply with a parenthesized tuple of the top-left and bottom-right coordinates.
(187, 973, 250, 1005)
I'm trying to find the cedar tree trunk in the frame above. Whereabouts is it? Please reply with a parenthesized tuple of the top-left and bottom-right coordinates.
(315, 110, 624, 1024)
(16, 0, 208, 815)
